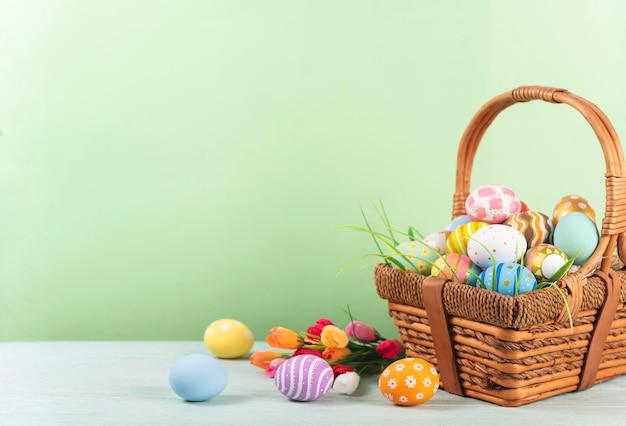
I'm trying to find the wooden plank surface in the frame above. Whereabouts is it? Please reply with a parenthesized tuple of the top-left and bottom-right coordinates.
(1, 342, 625, 425)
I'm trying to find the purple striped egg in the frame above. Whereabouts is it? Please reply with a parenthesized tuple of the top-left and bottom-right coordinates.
(274, 355, 333, 402)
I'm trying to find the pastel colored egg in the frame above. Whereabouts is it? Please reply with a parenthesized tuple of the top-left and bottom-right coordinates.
(524, 243, 569, 281)
(274, 355, 333, 402)
(480, 262, 537, 296)
(423, 231, 449, 255)
(431, 253, 481, 285)
(378, 358, 440, 406)
(204, 319, 254, 359)
(445, 221, 488, 254)
(553, 194, 596, 227)
(444, 215, 472, 232)
(169, 354, 228, 402)
(553, 212, 599, 265)
(465, 185, 522, 224)
(393, 241, 440, 275)
(504, 210, 553, 248)
(467, 224, 527, 269)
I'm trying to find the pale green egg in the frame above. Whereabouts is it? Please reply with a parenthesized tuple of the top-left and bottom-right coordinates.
(552, 212, 599, 265)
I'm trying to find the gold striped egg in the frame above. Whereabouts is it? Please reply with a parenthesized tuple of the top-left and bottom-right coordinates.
(504, 210, 553, 248)
(445, 221, 487, 255)
(553, 195, 596, 227)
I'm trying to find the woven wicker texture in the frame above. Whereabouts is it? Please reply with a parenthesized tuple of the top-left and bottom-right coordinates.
(375, 264, 626, 329)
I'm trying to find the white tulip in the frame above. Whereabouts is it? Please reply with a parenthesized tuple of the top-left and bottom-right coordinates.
(333, 372, 360, 395)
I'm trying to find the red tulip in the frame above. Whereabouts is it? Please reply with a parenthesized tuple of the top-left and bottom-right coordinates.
(376, 339, 404, 359)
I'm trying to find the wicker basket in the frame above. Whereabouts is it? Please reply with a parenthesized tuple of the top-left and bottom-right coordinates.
(375, 86, 626, 407)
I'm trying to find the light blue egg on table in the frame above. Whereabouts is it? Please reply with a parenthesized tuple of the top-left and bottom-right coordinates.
(444, 215, 472, 232)
(553, 211, 599, 265)
(479, 262, 537, 296)
(392, 241, 439, 275)
(169, 354, 228, 402)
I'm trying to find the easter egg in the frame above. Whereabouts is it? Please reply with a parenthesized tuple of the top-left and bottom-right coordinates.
(465, 185, 522, 224)
(169, 354, 228, 402)
(423, 231, 449, 255)
(445, 221, 488, 254)
(525, 243, 569, 280)
(520, 200, 529, 212)
(553, 194, 596, 227)
(553, 212, 599, 265)
(204, 319, 254, 359)
(479, 262, 537, 296)
(378, 358, 440, 406)
(467, 225, 527, 269)
(444, 215, 472, 232)
(274, 355, 333, 402)
(504, 210, 553, 248)
(431, 253, 481, 285)
(393, 241, 439, 275)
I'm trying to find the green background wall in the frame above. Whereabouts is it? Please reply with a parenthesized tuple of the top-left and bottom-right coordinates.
(1, 1, 625, 340)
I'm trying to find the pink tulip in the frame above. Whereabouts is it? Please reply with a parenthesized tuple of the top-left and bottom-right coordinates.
(265, 357, 286, 378)
(345, 320, 377, 342)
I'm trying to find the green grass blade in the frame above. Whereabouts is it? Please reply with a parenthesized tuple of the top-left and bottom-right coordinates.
(374, 200, 398, 245)
(360, 208, 387, 265)
(408, 226, 424, 240)
(547, 255, 577, 283)
(548, 282, 574, 331)
(337, 253, 397, 276)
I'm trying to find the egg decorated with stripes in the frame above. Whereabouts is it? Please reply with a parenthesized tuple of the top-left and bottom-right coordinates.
(445, 221, 487, 255)
(392, 241, 440, 275)
(465, 185, 522, 224)
(504, 210, 553, 248)
(274, 355, 333, 402)
(467, 224, 527, 269)
(525, 243, 569, 280)
(479, 262, 537, 296)
(430, 253, 481, 286)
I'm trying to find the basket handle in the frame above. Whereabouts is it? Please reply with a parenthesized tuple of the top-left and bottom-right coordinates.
(452, 86, 626, 276)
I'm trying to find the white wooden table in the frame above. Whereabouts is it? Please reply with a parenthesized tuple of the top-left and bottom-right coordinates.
(1, 342, 625, 425)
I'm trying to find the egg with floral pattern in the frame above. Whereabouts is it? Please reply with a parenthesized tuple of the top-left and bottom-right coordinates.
(525, 243, 569, 280)
(465, 185, 522, 224)
(423, 231, 449, 255)
(378, 358, 440, 406)
(392, 241, 439, 275)
(479, 262, 538, 296)
(553, 194, 596, 227)
(430, 253, 481, 286)
(445, 221, 488, 254)
(467, 224, 527, 269)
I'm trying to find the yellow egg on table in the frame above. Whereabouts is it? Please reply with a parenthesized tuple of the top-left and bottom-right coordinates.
(203, 319, 254, 359)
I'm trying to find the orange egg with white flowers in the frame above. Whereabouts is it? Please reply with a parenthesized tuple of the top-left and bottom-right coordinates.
(378, 358, 440, 406)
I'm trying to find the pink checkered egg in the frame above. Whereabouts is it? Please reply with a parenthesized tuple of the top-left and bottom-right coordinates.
(274, 355, 333, 402)
(465, 185, 522, 224)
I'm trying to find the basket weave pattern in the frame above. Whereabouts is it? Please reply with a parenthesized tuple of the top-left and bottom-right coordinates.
(375, 86, 626, 406)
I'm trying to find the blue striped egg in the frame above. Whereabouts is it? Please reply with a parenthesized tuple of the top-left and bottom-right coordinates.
(444, 215, 472, 232)
(479, 262, 537, 296)
(274, 355, 333, 402)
